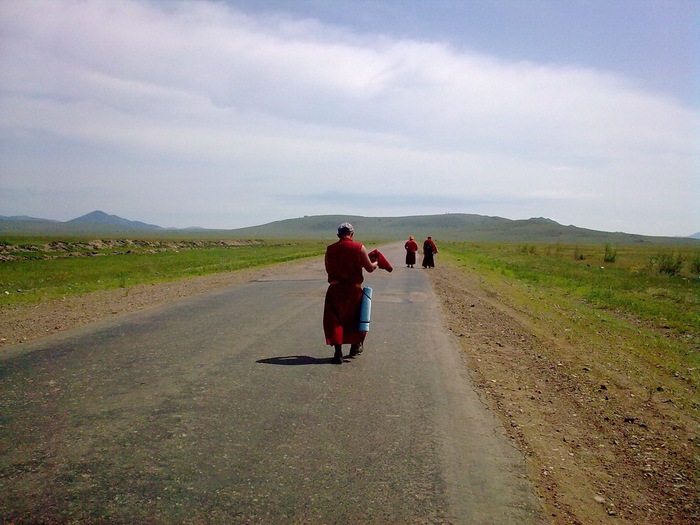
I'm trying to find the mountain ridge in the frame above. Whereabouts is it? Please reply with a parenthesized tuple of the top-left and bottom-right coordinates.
(0, 211, 698, 245)
(229, 214, 699, 245)
(67, 210, 162, 230)
(0, 210, 162, 235)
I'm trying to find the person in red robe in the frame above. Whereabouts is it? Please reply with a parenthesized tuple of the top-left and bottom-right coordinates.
(323, 222, 378, 364)
(422, 236, 438, 268)
(404, 236, 418, 268)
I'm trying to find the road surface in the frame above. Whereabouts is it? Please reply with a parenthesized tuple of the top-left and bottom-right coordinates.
(1, 243, 544, 524)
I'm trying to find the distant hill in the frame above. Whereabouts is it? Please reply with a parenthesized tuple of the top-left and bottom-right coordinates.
(0, 210, 163, 236)
(690, 232, 700, 239)
(68, 211, 162, 230)
(224, 214, 700, 245)
(0, 212, 698, 245)
(0, 215, 60, 223)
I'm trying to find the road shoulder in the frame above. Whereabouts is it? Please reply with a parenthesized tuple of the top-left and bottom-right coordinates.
(429, 262, 698, 525)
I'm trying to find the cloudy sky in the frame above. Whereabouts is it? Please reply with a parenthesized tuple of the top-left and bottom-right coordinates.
(0, 0, 697, 235)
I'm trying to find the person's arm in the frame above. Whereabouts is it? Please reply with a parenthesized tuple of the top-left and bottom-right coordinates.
(360, 245, 378, 272)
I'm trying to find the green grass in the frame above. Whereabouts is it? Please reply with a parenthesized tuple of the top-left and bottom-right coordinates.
(441, 242, 700, 394)
(0, 239, 327, 307)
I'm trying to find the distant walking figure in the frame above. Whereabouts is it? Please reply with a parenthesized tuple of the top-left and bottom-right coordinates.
(422, 236, 438, 268)
(404, 236, 418, 268)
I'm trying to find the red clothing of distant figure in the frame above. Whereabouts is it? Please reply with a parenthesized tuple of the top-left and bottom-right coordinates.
(423, 238, 437, 254)
(422, 238, 438, 268)
(323, 237, 366, 346)
(404, 239, 418, 266)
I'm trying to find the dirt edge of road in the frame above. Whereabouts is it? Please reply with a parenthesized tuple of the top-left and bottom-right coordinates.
(2, 260, 698, 525)
(0, 264, 291, 349)
(428, 264, 698, 525)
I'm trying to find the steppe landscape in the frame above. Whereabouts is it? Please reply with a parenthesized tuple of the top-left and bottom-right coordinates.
(1, 213, 698, 524)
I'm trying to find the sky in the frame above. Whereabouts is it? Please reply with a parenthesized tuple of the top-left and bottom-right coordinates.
(0, 0, 697, 236)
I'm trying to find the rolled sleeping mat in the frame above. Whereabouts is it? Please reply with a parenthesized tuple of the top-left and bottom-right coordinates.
(359, 286, 372, 332)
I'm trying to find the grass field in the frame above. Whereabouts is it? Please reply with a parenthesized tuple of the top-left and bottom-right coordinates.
(0, 238, 327, 307)
(440, 241, 700, 400)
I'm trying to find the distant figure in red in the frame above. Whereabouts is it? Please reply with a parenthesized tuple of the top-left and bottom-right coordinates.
(323, 222, 378, 364)
(404, 235, 418, 268)
(422, 236, 438, 268)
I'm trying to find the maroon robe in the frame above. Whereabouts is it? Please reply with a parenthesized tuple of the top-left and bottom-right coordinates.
(323, 237, 367, 346)
(404, 239, 418, 265)
(422, 238, 438, 268)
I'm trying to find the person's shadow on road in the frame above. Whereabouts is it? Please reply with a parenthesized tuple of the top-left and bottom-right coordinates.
(256, 355, 333, 365)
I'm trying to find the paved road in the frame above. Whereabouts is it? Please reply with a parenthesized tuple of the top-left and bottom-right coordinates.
(1, 243, 543, 524)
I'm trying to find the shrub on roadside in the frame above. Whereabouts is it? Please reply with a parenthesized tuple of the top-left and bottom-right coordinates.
(649, 250, 684, 276)
(690, 253, 700, 275)
(603, 243, 617, 263)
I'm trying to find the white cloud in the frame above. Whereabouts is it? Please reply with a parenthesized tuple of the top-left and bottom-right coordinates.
(0, 0, 697, 235)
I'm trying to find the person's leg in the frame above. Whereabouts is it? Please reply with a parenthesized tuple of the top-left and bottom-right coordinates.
(332, 344, 343, 364)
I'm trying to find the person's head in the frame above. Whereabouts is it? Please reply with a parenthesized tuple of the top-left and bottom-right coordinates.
(409, 235, 414, 240)
(337, 222, 354, 238)
(427, 236, 432, 240)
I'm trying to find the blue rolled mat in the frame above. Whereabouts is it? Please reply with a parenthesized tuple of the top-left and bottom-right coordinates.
(359, 286, 372, 332)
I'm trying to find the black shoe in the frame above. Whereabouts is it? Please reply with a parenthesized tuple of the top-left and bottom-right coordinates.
(348, 344, 363, 357)
(331, 355, 343, 364)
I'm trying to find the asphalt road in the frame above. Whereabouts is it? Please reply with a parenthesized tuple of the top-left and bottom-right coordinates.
(1, 243, 543, 524)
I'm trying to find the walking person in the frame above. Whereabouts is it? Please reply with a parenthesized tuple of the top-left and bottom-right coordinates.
(323, 223, 378, 364)
(422, 236, 438, 268)
(404, 235, 418, 268)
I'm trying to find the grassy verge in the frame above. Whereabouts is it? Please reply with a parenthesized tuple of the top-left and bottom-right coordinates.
(0, 239, 327, 307)
(440, 242, 700, 406)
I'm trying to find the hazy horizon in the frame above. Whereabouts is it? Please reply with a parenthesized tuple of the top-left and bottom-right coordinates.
(2, 209, 699, 238)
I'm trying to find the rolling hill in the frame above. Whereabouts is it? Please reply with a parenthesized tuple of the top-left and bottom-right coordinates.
(223, 214, 700, 245)
(0, 211, 162, 236)
(0, 211, 698, 245)
(67, 210, 162, 230)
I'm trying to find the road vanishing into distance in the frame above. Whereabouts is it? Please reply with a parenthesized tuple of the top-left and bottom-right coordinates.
(1, 243, 544, 524)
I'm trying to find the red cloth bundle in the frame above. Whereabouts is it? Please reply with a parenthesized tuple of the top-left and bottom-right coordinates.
(368, 249, 393, 272)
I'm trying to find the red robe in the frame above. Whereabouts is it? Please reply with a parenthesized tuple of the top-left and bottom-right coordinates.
(404, 239, 418, 265)
(323, 237, 367, 345)
(422, 238, 438, 268)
